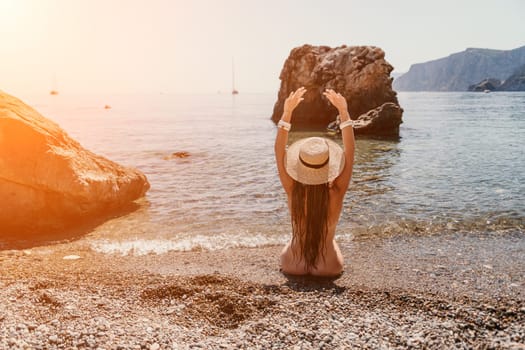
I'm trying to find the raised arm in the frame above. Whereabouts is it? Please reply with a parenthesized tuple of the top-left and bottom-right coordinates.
(323, 89, 355, 194)
(274, 87, 307, 194)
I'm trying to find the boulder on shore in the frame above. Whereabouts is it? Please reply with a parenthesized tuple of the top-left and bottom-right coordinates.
(271, 44, 403, 136)
(0, 90, 150, 236)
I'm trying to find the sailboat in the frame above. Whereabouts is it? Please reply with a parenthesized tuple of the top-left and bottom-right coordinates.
(50, 73, 59, 95)
(231, 58, 239, 95)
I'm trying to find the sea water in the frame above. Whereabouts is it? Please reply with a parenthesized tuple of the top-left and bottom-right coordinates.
(7, 91, 525, 254)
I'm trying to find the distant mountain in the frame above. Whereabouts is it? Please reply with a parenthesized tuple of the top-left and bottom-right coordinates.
(394, 46, 525, 91)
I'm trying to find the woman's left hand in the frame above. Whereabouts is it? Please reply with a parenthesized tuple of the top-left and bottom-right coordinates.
(283, 87, 307, 117)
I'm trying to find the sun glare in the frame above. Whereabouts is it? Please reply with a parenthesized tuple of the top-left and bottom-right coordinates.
(0, 0, 25, 31)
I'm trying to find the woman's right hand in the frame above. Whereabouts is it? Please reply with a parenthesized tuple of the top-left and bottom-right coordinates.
(323, 89, 348, 115)
(283, 87, 307, 117)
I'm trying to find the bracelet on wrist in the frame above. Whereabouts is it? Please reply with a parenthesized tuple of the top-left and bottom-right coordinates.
(339, 119, 355, 130)
(277, 119, 291, 131)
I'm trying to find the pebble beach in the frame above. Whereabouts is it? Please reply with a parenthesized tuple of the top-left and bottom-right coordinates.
(1, 231, 524, 349)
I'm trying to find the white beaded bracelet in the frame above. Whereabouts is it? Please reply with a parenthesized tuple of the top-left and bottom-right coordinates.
(278, 120, 291, 131)
(339, 119, 355, 130)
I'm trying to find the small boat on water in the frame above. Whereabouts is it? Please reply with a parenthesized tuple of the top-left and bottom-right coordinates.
(104, 105, 111, 109)
(232, 58, 239, 95)
(50, 90, 59, 95)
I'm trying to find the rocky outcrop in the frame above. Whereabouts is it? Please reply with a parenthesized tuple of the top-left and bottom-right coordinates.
(499, 64, 525, 91)
(352, 103, 403, 136)
(271, 44, 403, 136)
(467, 64, 525, 92)
(468, 79, 502, 92)
(394, 45, 525, 91)
(0, 90, 150, 236)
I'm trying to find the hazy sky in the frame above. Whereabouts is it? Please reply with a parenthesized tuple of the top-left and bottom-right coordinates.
(1, 0, 524, 94)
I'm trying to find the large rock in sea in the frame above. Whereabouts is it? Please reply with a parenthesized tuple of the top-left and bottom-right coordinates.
(0, 90, 150, 236)
(352, 103, 403, 135)
(271, 44, 403, 136)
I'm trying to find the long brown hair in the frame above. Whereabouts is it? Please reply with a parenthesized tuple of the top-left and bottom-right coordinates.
(290, 180, 330, 271)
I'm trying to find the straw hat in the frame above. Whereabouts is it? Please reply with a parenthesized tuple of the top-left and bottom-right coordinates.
(285, 137, 345, 185)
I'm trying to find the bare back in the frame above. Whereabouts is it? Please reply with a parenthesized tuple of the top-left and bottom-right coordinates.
(280, 185, 345, 276)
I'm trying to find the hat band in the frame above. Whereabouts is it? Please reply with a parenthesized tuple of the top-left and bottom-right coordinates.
(299, 155, 330, 169)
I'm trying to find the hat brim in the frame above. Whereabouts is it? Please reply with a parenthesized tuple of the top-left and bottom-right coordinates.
(285, 137, 345, 185)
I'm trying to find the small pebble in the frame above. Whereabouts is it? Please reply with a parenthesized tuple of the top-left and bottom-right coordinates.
(63, 255, 81, 260)
(49, 335, 58, 343)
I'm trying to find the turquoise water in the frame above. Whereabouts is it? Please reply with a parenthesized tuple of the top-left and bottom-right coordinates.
(7, 91, 525, 253)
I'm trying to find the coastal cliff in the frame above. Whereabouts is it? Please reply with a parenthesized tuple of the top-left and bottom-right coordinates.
(271, 45, 403, 136)
(394, 45, 525, 91)
(0, 90, 150, 236)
